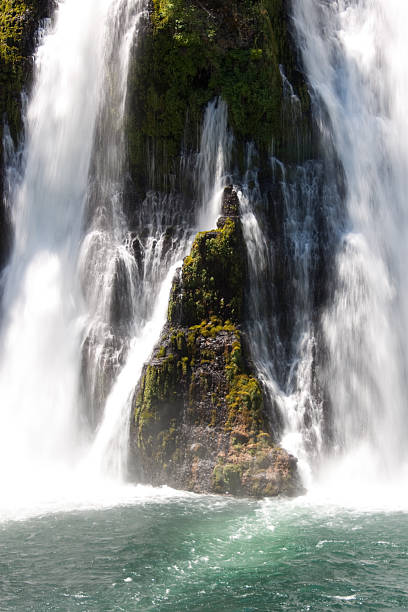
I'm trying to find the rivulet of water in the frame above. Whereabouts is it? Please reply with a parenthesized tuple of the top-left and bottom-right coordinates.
(238, 145, 329, 487)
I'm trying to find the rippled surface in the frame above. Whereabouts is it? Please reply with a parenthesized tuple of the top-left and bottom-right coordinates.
(1, 495, 407, 611)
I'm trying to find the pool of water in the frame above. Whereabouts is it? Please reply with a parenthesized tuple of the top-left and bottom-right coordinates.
(1, 490, 408, 611)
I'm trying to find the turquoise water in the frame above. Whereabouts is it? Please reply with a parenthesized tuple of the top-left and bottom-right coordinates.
(1, 494, 408, 611)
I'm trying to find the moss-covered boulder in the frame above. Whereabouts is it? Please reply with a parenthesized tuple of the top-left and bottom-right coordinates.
(131, 186, 304, 497)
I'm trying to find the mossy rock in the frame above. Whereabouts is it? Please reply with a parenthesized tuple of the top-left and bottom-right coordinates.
(168, 214, 246, 327)
(130, 186, 304, 498)
(0, 0, 51, 142)
(212, 440, 304, 497)
(126, 0, 313, 191)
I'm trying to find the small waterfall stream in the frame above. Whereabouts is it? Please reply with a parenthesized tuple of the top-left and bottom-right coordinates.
(238, 149, 330, 486)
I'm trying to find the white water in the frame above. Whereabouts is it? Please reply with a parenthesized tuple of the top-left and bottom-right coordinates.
(238, 148, 324, 489)
(293, 0, 408, 496)
(85, 99, 232, 481)
(0, 0, 230, 519)
(0, 0, 121, 493)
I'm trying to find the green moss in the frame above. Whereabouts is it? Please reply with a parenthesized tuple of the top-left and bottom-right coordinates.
(224, 334, 265, 432)
(134, 351, 180, 439)
(169, 217, 245, 326)
(0, 0, 48, 143)
(126, 0, 312, 190)
(213, 462, 245, 494)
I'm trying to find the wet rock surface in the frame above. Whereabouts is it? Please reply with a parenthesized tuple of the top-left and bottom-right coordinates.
(130, 187, 304, 498)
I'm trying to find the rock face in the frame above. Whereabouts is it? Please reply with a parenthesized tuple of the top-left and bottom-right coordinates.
(0, 0, 52, 265)
(131, 187, 304, 497)
(127, 0, 314, 194)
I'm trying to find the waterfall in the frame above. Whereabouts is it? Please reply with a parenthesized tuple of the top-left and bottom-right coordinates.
(0, 0, 232, 511)
(0, 0, 119, 490)
(293, 0, 408, 494)
(86, 98, 231, 480)
(238, 145, 332, 485)
(78, 1, 142, 432)
(0, 0, 144, 510)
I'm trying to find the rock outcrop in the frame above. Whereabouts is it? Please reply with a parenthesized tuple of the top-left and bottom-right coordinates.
(131, 186, 304, 497)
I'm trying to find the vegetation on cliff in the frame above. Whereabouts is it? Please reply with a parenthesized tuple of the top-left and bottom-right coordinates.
(168, 189, 244, 325)
(127, 0, 312, 190)
(0, 0, 50, 142)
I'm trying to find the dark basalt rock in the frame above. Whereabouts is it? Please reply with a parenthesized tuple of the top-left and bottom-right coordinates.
(130, 187, 305, 498)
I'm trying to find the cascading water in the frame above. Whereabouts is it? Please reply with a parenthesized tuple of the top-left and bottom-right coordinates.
(78, 0, 142, 432)
(0, 0, 127, 497)
(86, 98, 231, 481)
(0, 0, 231, 516)
(238, 145, 331, 486)
(292, 0, 408, 496)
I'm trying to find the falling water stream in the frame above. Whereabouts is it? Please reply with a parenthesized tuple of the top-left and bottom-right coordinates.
(0, 0, 124, 505)
(1, 1, 408, 609)
(292, 0, 408, 503)
(0, 0, 230, 519)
